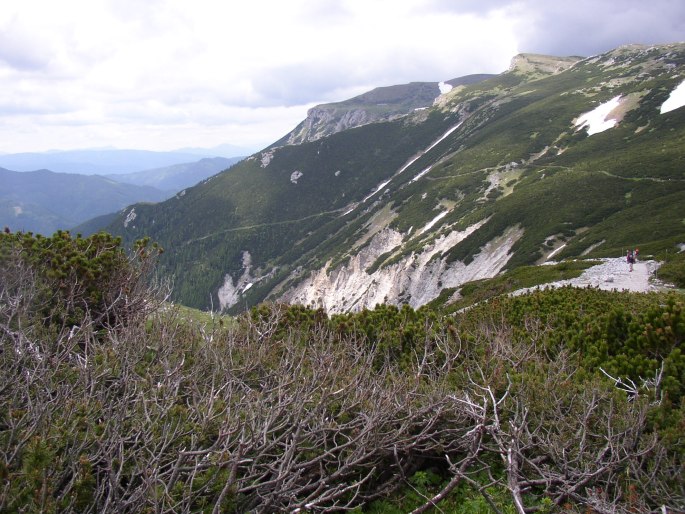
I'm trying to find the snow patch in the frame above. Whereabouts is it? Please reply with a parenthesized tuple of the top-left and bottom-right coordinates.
(411, 166, 432, 183)
(545, 243, 566, 261)
(420, 210, 449, 235)
(581, 240, 606, 256)
(574, 95, 622, 135)
(660, 79, 685, 114)
(345, 121, 465, 214)
(290, 170, 303, 184)
(424, 121, 463, 154)
(362, 179, 391, 203)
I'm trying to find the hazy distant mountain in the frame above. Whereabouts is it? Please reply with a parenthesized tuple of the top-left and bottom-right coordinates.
(105, 157, 243, 192)
(0, 168, 167, 234)
(177, 144, 257, 158)
(0, 149, 225, 175)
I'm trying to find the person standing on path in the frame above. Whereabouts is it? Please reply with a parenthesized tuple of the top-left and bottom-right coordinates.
(626, 249, 635, 272)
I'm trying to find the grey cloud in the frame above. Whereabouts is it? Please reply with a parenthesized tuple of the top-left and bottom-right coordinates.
(507, 0, 685, 57)
(247, 46, 501, 109)
(414, 1, 684, 57)
(250, 62, 358, 106)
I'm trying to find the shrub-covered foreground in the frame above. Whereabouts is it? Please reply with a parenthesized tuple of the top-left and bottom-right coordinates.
(0, 231, 683, 513)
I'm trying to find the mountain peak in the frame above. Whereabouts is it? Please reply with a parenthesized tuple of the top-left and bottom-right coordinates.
(507, 53, 581, 77)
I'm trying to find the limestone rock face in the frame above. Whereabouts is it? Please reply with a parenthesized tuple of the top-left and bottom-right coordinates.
(287, 107, 375, 145)
(280, 223, 524, 313)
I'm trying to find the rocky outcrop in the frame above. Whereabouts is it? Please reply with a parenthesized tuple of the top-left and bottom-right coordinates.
(283, 81, 451, 145)
(280, 223, 524, 313)
(217, 251, 254, 310)
(286, 107, 376, 145)
(508, 53, 580, 77)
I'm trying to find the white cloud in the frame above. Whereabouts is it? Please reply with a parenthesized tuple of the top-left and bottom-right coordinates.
(0, 0, 682, 153)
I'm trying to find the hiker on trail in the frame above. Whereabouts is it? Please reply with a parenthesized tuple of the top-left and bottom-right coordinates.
(626, 249, 635, 272)
(634, 248, 639, 262)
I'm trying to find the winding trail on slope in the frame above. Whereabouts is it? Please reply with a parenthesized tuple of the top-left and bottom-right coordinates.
(532, 165, 685, 183)
(184, 208, 347, 245)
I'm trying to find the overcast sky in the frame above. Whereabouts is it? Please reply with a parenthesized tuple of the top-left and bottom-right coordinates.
(1, 0, 683, 155)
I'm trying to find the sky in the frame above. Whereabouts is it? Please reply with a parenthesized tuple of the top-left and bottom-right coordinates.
(1, 0, 683, 155)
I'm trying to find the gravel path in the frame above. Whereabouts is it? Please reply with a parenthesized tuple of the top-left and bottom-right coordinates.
(513, 257, 663, 296)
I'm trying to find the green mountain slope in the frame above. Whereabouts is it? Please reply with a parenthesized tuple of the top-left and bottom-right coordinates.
(105, 43, 685, 312)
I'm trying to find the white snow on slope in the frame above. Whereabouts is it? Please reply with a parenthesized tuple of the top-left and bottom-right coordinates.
(410, 166, 432, 183)
(660, 79, 685, 114)
(545, 243, 567, 261)
(574, 95, 622, 135)
(361, 179, 392, 203)
(423, 121, 464, 154)
(438, 81, 453, 94)
(123, 208, 137, 228)
(420, 210, 449, 235)
(409, 121, 465, 184)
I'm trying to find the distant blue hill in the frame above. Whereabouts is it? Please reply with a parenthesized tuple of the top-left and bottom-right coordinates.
(0, 168, 168, 234)
(105, 156, 243, 192)
(0, 148, 234, 175)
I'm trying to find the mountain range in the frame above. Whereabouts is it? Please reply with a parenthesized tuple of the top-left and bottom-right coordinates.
(91, 43, 685, 312)
(1, 168, 168, 235)
(0, 148, 234, 175)
(103, 156, 242, 192)
(1, 157, 241, 234)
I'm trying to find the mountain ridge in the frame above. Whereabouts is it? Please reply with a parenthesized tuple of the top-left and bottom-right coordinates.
(0, 148, 232, 175)
(278, 74, 496, 146)
(101, 43, 685, 312)
(104, 156, 242, 192)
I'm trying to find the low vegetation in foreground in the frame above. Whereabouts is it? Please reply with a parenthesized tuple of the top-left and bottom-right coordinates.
(1, 231, 683, 513)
